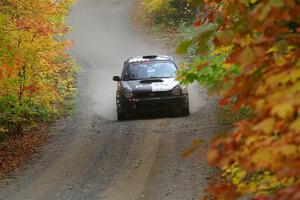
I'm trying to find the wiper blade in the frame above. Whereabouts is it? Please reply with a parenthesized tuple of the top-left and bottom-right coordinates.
(126, 77, 172, 81)
(124, 78, 140, 81)
(149, 76, 171, 79)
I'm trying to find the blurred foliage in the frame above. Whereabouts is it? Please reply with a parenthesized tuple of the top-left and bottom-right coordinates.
(0, 0, 77, 135)
(223, 164, 297, 195)
(139, 0, 196, 25)
(176, 0, 300, 199)
(176, 22, 247, 129)
(177, 42, 240, 93)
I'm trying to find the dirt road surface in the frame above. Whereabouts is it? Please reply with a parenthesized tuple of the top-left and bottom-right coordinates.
(0, 0, 221, 199)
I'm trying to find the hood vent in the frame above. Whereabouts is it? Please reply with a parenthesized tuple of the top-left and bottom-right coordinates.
(139, 79, 163, 84)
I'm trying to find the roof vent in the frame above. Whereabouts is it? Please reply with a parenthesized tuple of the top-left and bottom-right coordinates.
(142, 55, 157, 59)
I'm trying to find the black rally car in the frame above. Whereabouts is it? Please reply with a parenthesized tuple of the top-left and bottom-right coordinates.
(113, 55, 189, 120)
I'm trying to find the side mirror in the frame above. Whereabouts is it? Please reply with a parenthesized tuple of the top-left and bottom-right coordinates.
(113, 76, 121, 81)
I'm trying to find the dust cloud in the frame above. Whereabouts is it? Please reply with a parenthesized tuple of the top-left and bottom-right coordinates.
(67, 0, 203, 121)
(89, 70, 203, 120)
(188, 83, 206, 113)
(76, 54, 120, 121)
(89, 68, 118, 121)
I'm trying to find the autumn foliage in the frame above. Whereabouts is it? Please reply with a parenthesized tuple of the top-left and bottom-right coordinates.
(0, 0, 76, 134)
(176, 0, 300, 199)
(137, 0, 196, 25)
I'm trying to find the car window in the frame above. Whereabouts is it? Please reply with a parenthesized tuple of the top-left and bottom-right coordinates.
(123, 61, 177, 81)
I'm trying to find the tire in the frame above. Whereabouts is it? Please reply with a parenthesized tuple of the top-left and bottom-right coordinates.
(117, 112, 126, 121)
(181, 106, 190, 116)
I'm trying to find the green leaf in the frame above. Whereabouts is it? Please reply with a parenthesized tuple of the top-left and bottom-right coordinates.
(196, 29, 215, 54)
(176, 40, 193, 54)
(249, 0, 258, 4)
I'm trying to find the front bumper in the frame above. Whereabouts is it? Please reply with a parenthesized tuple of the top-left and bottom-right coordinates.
(117, 94, 189, 113)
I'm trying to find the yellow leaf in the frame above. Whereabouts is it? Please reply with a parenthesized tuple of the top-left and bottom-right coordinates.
(265, 73, 283, 88)
(253, 118, 275, 134)
(290, 119, 300, 133)
(223, 63, 232, 70)
(290, 69, 300, 83)
(279, 144, 297, 157)
(255, 99, 265, 110)
(0, 127, 7, 133)
(266, 46, 278, 54)
(271, 103, 294, 119)
(233, 170, 247, 185)
(249, 0, 258, 4)
(275, 56, 287, 66)
(211, 45, 232, 55)
(252, 149, 274, 168)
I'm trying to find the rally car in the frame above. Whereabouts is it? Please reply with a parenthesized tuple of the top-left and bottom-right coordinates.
(113, 55, 189, 120)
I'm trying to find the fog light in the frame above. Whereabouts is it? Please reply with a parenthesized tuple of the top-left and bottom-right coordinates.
(123, 89, 133, 99)
(171, 86, 182, 96)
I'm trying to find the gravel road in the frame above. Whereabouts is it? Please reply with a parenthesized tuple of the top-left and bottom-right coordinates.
(0, 0, 221, 199)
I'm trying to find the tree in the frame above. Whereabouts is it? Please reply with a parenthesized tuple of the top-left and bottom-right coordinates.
(0, 0, 76, 134)
(178, 0, 300, 199)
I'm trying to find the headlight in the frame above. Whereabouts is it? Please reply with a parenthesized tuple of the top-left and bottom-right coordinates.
(181, 86, 188, 94)
(171, 86, 182, 96)
(123, 89, 133, 99)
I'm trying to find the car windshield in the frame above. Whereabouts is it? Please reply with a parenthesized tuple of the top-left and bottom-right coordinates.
(123, 61, 177, 81)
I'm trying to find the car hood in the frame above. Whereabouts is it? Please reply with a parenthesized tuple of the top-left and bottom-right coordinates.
(122, 78, 180, 93)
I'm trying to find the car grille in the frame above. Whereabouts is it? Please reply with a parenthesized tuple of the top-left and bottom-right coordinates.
(134, 91, 171, 98)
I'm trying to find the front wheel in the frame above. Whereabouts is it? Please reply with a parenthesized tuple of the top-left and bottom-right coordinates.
(181, 106, 190, 116)
(117, 112, 126, 121)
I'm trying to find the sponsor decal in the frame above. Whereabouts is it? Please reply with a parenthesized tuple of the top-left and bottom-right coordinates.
(151, 79, 176, 92)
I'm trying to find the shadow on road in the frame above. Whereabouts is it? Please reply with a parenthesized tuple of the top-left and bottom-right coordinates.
(122, 111, 187, 121)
